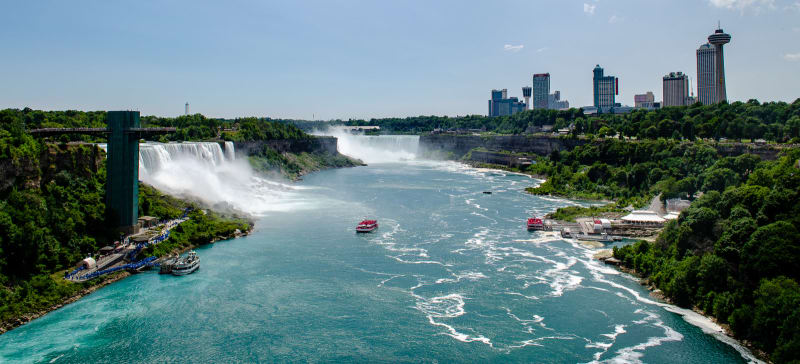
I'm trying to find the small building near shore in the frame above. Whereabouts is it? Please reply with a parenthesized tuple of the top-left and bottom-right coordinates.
(592, 219, 612, 232)
(621, 210, 666, 226)
(138, 216, 159, 229)
(98, 246, 115, 255)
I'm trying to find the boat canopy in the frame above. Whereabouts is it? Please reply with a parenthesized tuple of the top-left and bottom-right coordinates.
(80, 257, 97, 269)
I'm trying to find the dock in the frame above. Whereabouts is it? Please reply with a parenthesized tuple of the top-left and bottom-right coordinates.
(65, 217, 188, 282)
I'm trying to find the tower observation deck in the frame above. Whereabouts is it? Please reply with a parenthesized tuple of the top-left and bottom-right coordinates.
(707, 28, 731, 103)
(29, 111, 175, 233)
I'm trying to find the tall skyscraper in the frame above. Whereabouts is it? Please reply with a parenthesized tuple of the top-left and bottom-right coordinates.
(663, 72, 689, 107)
(697, 44, 716, 105)
(593, 65, 618, 111)
(697, 27, 731, 105)
(488, 89, 526, 117)
(532, 73, 550, 109)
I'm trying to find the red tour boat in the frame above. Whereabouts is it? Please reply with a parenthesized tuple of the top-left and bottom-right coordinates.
(527, 217, 544, 231)
(356, 219, 378, 233)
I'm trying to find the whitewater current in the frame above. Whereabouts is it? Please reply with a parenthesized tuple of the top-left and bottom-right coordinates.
(1, 136, 759, 363)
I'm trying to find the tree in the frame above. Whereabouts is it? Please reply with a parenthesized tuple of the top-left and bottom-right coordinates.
(742, 222, 800, 281)
(750, 277, 800, 352)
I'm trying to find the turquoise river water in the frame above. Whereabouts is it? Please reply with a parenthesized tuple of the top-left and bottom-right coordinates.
(0, 137, 757, 363)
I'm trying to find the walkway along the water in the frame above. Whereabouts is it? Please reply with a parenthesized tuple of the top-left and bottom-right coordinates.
(64, 215, 189, 282)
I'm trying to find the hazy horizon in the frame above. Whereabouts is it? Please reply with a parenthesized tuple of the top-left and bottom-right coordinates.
(1, 0, 798, 119)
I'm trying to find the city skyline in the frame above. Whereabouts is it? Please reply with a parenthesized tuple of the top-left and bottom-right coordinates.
(1, 1, 799, 119)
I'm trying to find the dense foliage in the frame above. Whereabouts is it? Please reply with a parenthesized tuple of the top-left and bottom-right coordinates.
(522, 139, 753, 209)
(613, 151, 800, 362)
(0, 111, 252, 331)
(143, 115, 309, 142)
(343, 99, 800, 142)
(143, 208, 250, 258)
(247, 146, 360, 180)
(0, 108, 311, 144)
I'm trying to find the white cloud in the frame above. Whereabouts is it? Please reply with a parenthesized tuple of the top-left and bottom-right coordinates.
(536, 47, 549, 53)
(583, 3, 596, 15)
(784, 52, 800, 61)
(608, 15, 623, 23)
(708, 0, 775, 11)
(503, 44, 524, 52)
(788, 1, 800, 11)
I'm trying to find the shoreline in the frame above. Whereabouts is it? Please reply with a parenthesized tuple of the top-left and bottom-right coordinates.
(463, 161, 618, 204)
(0, 225, 254, 336)
(595, 251, 769, 363)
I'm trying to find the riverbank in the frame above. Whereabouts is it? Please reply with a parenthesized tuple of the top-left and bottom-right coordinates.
(464, 160, 613, 201)
(473, 156, 762, 361)
(0, 219, 253, 335)
(595, 252, 769, 363)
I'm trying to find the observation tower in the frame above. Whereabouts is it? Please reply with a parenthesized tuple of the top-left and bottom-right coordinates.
(707, 26, 731, 103)
(522, 87, 532, 110)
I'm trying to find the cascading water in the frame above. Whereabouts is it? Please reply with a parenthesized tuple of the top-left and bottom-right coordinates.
(139, 142, 230, 178)
(134, 142, 313, 215)
(314, 128, 419, 164)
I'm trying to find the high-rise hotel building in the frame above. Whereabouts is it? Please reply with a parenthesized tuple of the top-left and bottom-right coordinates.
(697, 27, 731, 105)
(532, 73, 550, 109)
(593, 65, 618, 111)
(663, 72, 689, 107)
(488, 89, 526, 117)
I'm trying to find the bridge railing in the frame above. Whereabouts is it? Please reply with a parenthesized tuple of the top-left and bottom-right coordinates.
(28, 127, 109, 135)
(27, 127, 177, 136)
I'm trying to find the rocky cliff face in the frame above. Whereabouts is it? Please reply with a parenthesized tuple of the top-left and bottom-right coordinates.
(0, 143, 103, 193)
(419, 135, 588, 159)
(419, 135, 789, 162)
(467, 150, 533, 168)
(713, 142, 786, 160)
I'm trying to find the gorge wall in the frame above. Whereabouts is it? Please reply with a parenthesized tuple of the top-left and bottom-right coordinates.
(419, 134, 789, 165)
(419, 135, 588, 159)
(0, 144, 103, 193)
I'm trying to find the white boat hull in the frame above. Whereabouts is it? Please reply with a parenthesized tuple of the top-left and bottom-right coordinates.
(172, 264, 199, 276)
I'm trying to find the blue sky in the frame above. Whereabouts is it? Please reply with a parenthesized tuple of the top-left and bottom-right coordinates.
(1, 0, 798, 119)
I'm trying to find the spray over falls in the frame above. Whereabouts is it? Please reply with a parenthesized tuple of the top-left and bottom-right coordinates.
(137, 142, 311, 215)
(315, 129, 420, 164)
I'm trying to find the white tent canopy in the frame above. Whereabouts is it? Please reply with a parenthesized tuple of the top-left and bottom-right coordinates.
(622, 210, 666, 225)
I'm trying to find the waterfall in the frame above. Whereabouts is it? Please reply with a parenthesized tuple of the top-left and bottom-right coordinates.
(224, 141, 235, 161)
(139, 142, 230, 178)
(314, 129, 420, 163)
(132, 142, 311, 215)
